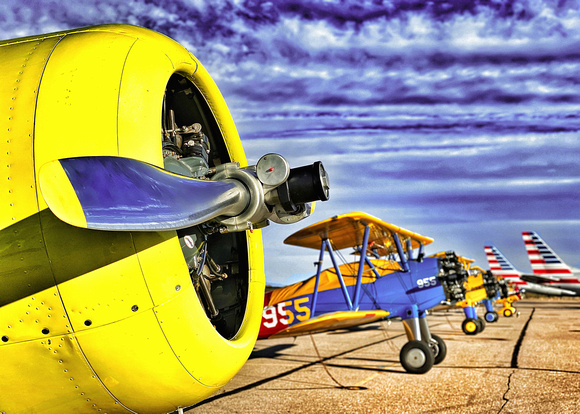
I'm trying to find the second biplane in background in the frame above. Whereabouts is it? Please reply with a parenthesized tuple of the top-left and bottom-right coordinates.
(429, 254, 488, 335)
(480, 267, 522, 319)
(258, 212, 469, 374)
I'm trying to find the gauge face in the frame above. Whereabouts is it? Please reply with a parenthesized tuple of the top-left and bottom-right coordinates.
(256, 153, 290, 186)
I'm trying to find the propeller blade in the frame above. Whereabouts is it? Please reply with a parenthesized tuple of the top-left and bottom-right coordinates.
(39, 156, 245, 231)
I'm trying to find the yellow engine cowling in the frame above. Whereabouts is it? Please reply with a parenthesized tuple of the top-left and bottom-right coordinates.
(0, 25, 264, 413)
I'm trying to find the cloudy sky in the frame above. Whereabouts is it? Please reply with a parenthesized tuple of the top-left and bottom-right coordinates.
(3, 0, 580, 284)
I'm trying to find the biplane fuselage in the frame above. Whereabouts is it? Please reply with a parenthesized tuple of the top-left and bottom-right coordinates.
(260, 257, 443, 339)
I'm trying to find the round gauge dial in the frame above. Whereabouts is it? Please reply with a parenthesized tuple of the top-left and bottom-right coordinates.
(256, 153, 290, 186)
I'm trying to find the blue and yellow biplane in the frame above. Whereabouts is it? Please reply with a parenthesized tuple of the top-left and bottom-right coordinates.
(431, 254, 492, 335)
(456, 263, 489, 335)
(481, 270, 522, 318)
(258, 212, 471, 374)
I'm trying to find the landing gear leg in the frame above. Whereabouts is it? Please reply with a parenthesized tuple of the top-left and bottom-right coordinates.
(419, 315, 446, 365)
(400, 308, 436, 374)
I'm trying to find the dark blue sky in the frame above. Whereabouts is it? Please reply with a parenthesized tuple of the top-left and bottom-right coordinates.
(3, 0, 580, 284)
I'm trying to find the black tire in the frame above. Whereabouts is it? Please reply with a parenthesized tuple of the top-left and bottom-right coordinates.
(504, 308, 513, 317)
(400, 340, 434, 374)
(476, 316, 486, 333)
(485, 311, 499, 323)
(429, 334, 447, 365)
(462, 318, 478, 335)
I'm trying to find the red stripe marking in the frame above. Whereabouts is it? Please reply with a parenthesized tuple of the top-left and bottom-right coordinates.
(533, 269, 572, 274)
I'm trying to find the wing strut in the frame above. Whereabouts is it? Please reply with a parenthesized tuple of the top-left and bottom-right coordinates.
(353, 224, 371, 309)
(311, 227, 373, 317)
(326, 241, 354, 310)
(311, 240, 326, 318)
(417, 242, 425, 261)
(364, 256, 383, 278)
(406, 238, 413, 261)
(393, 233, 410, 272)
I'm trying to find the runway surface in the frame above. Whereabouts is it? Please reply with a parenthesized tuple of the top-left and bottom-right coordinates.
(187, 299, 580, 413)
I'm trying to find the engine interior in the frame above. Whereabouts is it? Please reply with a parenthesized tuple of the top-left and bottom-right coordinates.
(162, 73, 249, 340)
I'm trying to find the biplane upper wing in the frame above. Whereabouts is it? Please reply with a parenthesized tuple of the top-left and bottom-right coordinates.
(266, 310, 390, 338)
(284, 212, 433, 255)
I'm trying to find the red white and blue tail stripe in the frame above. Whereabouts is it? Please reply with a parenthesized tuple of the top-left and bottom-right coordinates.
(522, 231, 572, 276)
(484, 245, 526, 287)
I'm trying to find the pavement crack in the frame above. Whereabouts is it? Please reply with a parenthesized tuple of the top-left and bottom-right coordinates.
(498, 369, 515, 413)
(511, 307, 535, 368)
(499, 308, 535, 413)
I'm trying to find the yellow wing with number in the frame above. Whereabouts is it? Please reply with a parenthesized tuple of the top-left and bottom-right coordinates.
(268, 310, 390, 338)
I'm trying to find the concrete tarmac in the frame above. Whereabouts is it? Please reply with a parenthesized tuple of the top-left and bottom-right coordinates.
(187, 299, 580, 413)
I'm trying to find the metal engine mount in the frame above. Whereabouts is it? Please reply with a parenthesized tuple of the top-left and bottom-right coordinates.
(437, 251, 469, 303)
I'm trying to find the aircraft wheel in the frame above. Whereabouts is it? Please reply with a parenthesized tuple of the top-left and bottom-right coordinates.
(429, 334, 447, 365)
(476, 317, 486, 333)
(503, 308, 513, 317)
(400, 340, 434, 374)
(485, 311, 499, 323)
(462, 318, 478, 335)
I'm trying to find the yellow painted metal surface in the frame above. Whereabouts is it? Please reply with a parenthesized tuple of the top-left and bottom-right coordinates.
(37, 160, 87, 228)
(456, 273, 487, 307)
(154, 284, 254, 388)
(0, 285, 71, 344)
(284, 211, 433, 253)
(0, 334, 129, 413)
(74, 309, 211, 413)
(0, 35, 58, 229)
(0, 24, 263, 414)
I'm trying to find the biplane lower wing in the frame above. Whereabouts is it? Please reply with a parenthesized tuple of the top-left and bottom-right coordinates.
(266, 310, 390, 338)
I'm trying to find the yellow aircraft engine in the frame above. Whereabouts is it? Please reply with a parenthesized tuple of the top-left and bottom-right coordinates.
(0, 25, 329, 414)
